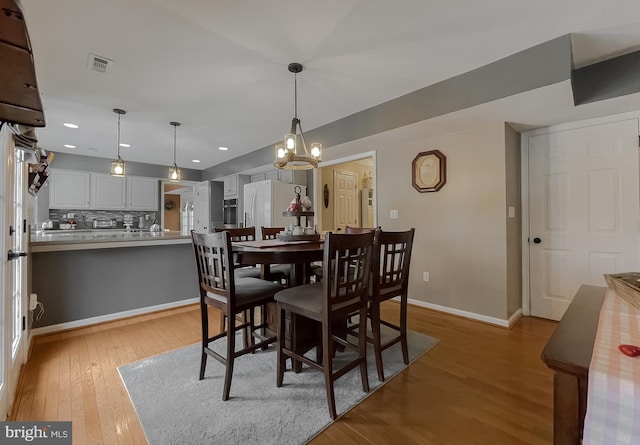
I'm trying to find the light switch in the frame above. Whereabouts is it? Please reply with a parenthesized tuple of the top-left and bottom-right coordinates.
(508, 206, 515, 218)
(390, 209, 399, 219)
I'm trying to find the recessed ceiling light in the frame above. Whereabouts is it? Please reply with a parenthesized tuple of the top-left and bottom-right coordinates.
(63, 144, 76, 149)
(192, 159, 201, 163)
(63, 123, 79, 129)
(119, 143, 130, 148)
(218, 146, 228, 151)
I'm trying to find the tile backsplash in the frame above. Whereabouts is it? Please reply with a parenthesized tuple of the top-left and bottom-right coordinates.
(48, 209, 157, 230)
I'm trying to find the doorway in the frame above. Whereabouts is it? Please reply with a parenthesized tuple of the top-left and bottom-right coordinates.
(161, 181, 197, 234)
(315, 153, 375, 233)
(523, 116, 640, 320)
(0, 125, 29, 418)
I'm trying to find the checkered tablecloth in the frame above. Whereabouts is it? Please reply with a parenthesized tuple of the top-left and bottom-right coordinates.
(583, 289, 640, 445)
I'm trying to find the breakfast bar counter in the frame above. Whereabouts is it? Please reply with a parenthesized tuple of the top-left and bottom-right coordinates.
(29, 230, 198, 330)
(31, 230, 191, 252)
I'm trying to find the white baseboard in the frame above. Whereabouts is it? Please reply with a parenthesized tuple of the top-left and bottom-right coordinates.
(403, 297, 523, 328)
(29, 297, 199, 337)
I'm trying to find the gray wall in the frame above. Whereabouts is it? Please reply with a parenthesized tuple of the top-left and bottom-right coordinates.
(572, 49, 640, 105)
(31, 243, 198, 327)
(50, 152, 202, 181)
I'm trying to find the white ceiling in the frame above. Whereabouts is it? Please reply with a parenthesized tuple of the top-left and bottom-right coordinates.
(19, 0, 640, 170)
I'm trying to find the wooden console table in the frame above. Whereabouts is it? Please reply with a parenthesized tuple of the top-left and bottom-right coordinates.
(541, 284, 606, 445)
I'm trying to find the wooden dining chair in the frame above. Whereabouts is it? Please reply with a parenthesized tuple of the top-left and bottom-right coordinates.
(311, 226, 379, 284)
(274, 231, 376, 419)
(213, 226, 260, 279)
(261, 226, 291, 287)
(345, 225, 380, 234)
(365, 228, 415, 381)
(191, 231, 284, 400)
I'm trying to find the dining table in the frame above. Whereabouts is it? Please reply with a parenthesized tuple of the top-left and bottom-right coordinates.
(232, 238, 325, 371)
(232, 238, 324, 287)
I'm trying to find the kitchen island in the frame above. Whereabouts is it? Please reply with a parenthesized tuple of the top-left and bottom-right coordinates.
(30, 230, 199, 331)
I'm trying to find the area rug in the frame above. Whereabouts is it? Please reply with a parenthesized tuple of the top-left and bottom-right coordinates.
(118, 327, 438, 445)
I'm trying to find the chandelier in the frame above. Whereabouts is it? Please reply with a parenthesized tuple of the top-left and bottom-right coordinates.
(110, 108, 126, 176)
(168, 121, 181, 182)
(274, 63, 322, 170)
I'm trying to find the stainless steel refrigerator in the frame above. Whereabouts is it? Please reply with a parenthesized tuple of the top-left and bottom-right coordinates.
(243, 179, 307, 239)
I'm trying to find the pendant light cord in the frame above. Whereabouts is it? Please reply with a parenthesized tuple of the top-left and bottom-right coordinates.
(116, 112, 121, 158)
(294, 72, 298, 119)
(173, 125, 177, 165)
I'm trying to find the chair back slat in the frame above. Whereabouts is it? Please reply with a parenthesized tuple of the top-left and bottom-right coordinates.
(373, 229, 415, 297)
(262, 226, 285, 240)
(344, 225, 379, 234)
(323, 232, 375, 315)
(191, 231, 235, 299)
(214, 226, 256, 241)
(214, 227, 256, 266)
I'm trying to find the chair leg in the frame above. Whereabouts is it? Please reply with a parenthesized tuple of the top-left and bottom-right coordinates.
(199, 300, 209, 380)
(276, 305, 286, 387)
(248, 307, 256, 350)
(242, 310, 250, 350)
(222, 322, 235, 401)
(358, 305, 370, 392)
(220, 309, 228, 336)
(370, 301, 385, 381)
(260, 304, 269, 351)
(322, 321, 337, 420)
(399, 295, 409, 365)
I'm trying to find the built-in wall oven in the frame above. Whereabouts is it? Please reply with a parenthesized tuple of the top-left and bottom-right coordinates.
(223, 198, 237, 227)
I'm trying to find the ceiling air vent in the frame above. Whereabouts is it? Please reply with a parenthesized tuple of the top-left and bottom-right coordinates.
(87, 53, 113, 73)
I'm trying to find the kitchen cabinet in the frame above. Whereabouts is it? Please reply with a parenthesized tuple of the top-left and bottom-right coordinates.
(223, 176, 237, 198)
(265, 170, 279, 181)
(223, 174, 249, 199)
(91, 173, 126, 209)
(49, 169, 91, 209)
(49, 169, 159, 211)
(250, 172, 266, 183)
(279, 169, 307, 185)
(127, 176, 159, 210)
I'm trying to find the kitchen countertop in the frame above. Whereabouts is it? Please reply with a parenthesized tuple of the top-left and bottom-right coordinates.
(30, 230, 192, 252)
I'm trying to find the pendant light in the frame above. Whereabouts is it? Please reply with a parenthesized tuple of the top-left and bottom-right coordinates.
(168, 121, 181, 182)
(274, 63, 322, 170)
(110, 108, 126, 176)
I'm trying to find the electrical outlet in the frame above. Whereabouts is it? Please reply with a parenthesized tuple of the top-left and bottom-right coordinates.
(423, 272, 430, 282)
(390, 209, 399, 219)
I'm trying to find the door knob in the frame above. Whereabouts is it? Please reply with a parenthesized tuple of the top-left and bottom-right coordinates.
(7, 250, 27, 261)
(532, 237, 542, 244)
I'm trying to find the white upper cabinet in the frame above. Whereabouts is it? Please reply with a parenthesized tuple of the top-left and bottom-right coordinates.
(127, 176, 159, 210)
(49, 170, 159, 211)
(223, 175, 237, 198)
(279, 169, 307, 185)
(265, 170, 279, 181)
(49, 169, 91, 209)
(91, 173, 126, 209)
(250, 172, 266, 183)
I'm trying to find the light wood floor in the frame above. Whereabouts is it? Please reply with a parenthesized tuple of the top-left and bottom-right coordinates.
(10, 302, 557, 444)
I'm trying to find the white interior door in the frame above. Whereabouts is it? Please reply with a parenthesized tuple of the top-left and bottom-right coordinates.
(0, 126, 29, 418)
(528, 118, 640, 320)
(334, 171, 358, 232)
